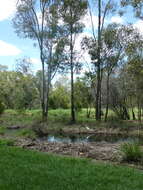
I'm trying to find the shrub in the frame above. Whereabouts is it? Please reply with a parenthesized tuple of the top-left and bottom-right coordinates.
(120, 142, 143, 162)
(0, 101, 5, 115)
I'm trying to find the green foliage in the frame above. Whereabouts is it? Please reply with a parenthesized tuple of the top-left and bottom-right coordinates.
(121, 142, 143, 162)
(74, 77, 93, 113)
(121, 0, 143, 18)
(61, 0, 87, 28)
(0, 138, 15, 146)
(0, 101, 5, 115)
(49, 84, 70, 109)
(0, 126, 6, 135)
(16, 129, 37, 139)
(16, 108, 26, 115)
(0, 70, 39, 110)
(107, 115, 121, 122)
(49, 109, 70, 122)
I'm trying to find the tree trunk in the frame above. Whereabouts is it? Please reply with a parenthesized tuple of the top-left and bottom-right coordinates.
(41, 60, 47, 122)
(70, 27, 75, 123)
(86, 105, 91, 118)
(132, 108, 136, 120)
(105, 74, 110, 122)
(45, 70, 51, 122)
(138, 101, 141, 122)
(96, 0, 101, 121)
(45, 47, 52, 121)
(130, 97, 136, 120)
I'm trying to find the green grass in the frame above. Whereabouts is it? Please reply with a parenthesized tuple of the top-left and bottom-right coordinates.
(0, 126, 6, 135)
(0, 138, 15, 146)
(0, 109, 143, 136)
(16, 128, 37, 139)
(0, 146, 143, 190)
(121, 142, 143, 162)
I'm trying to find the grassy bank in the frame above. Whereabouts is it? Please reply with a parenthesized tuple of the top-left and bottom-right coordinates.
(0, 109, 143, 139)
(0, 146, 143, 190)
(1, 109, 142, 129)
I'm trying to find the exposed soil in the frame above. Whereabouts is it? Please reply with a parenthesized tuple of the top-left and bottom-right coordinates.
(15, 138, 143, 170)
(1, 135, 143, 170)
(15, 138, 121, 161)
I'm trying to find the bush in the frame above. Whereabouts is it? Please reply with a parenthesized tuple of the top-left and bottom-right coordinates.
(121, 142, 143, 162)
(0, 101, 5, 115)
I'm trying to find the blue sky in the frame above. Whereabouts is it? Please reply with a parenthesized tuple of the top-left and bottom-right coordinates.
(0, 18, 40, 71)
(0, 0, 41, 71)
(0, 0, 142, 73)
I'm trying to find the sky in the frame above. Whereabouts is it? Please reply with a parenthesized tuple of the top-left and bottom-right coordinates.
(0, 0, 142, 73)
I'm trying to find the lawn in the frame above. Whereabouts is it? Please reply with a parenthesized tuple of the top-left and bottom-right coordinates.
(0, 146, 143, 190)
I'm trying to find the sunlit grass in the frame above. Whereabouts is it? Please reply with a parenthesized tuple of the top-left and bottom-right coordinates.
(0, 109, 143, 133)
(0, 146, 143, 190)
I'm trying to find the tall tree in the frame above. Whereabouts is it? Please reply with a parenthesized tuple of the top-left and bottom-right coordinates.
(102, 24, 123, 121)
(125, 28, 143, 121)
(89, 0, 116, 120)
(60, 0, 87, 123)
(13, 0, 64, 121)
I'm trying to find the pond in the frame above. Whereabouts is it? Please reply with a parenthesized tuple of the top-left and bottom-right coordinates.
(41, 133, 143, 144)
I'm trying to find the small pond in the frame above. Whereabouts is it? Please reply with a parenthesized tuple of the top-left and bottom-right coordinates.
(41, 133, 143, 144)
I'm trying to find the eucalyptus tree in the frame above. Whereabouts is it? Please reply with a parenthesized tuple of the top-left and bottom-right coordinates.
(0, 69, 38, 110)
(60, 0, 87, 123)
(121, 0, 143, 19)
(13, 0, 65, 121)
(102, 24, 135, 121)
(102, 24, 123, 121)
(107, 26, 143, 120)
(104, 24, 143, 120)
(15, 57, 33, 75)
(88, 0, 116, 120)
(125, 28, 143, 121)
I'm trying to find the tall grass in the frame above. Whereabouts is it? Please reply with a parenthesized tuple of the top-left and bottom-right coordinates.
(121, 142, 143, 162)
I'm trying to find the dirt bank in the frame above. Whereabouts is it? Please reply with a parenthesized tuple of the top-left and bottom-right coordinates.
(15, 138, 121, 161)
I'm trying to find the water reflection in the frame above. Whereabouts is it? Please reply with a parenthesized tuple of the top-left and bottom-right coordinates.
(41, 134, 142, 144)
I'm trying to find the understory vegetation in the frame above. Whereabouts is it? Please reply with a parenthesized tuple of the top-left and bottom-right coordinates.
(121, 142, 143, 162)
(1, 109, 143, 131)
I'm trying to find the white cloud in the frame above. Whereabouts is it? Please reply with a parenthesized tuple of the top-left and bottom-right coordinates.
(0, 0, 17, 21)
(134, 20, 143, 34)
(29, 58, 41, 73)
(110, 16, 124, 24)
(83, 13, 124, 33)
(73, 32, 92, 74)
(30, 58, 41, 65)
(82, 12, 98, 31)
(0, 40, 21, 56)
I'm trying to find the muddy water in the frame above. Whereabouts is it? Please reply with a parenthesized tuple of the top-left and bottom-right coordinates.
(41, 133, 143, 144)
